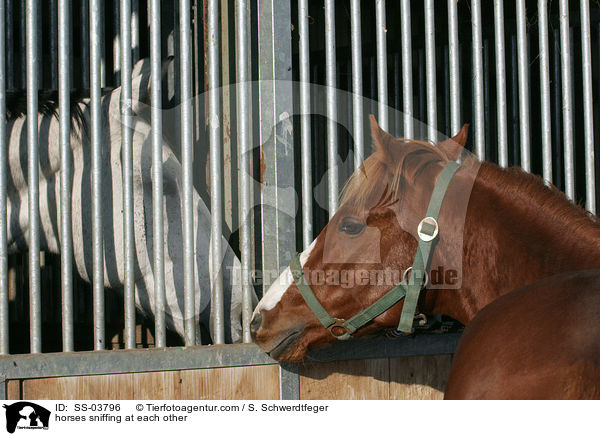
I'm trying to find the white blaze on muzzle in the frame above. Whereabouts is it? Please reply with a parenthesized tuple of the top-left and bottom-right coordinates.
(252, 238, 317, 319)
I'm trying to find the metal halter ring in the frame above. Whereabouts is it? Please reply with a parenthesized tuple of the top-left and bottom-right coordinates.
(327, 318, 350, 338)
(403, 267, 429, 289)
(417, 216, 439, 242)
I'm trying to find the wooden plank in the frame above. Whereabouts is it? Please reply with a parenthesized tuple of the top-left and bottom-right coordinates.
(389, 354, 452, 400)
(299, 359, 389, 400)
(132, 371, 182, 400)
(22, 373, 134, 400)
(6, 380, 21, 400)
(179, 365, 279, 399)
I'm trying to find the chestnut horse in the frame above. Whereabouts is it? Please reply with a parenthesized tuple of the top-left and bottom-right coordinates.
(250, 116, 600, 398)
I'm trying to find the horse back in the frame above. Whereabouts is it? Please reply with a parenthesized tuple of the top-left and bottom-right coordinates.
(444, 270, 600, 399)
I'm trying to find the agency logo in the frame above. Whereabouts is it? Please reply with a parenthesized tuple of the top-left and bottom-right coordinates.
(2, 402, 50, 433)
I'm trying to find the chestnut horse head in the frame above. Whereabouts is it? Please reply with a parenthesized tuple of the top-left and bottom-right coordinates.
(251, 116, 473, 361)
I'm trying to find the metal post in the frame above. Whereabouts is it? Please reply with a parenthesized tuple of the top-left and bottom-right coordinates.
(121, 0, 136, 350)
(538, 0, 552, 184)
(26, 0, 41, 353)
(493, 0, 508, 167)
(471, 0, 485, 159)
(350, 0, 364, 170)
(559, 0, 574, 201)
(325, 0, 338, 216)
(516, 0, 530, 172)
(90, 0, 105, 351)
(424, 0, 436, 142)
(58, 0, 73, 352)
(448, 0, 461, 136)
(580, 0, 595, 213)
(400, 0, 413, 138)
(0, 0, 8, 355)
(375, 0, 388, 131)
(149, 0, 166, 347)
(207, 0, 222, 345)
(298, 0, 313, 249)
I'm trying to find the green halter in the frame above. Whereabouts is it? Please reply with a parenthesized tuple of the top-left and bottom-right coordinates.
(289, 161, 460, 340)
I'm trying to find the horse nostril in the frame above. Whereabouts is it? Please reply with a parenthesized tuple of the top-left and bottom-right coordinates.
(250, 312, 262, 334)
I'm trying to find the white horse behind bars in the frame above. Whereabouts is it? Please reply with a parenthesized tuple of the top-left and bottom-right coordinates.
(6, 59, 252, 344)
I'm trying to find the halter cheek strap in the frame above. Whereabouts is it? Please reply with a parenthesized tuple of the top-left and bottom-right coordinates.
(290, 161, 460, 339)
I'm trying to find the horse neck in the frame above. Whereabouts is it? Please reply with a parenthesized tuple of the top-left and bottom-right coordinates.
(423, 162, 600, 324)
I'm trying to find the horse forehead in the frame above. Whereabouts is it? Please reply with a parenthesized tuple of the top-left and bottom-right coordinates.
(254, 238, 317, 314)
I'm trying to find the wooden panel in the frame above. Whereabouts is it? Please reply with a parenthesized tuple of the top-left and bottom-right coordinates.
(19, 364, 279, 400)
(299, 359, 389, 400)
(179, 365, 279, 400)
(6, 380, 21, 400)
(389, 354, 452, 400)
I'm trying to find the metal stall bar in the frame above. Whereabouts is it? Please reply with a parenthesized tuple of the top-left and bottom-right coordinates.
(150, 0, 166, 347)
(448, 0, 460, 136)
(424, 0, 437, 142)
(26, 0, 41, 354)
(471, 0, 485, 159)
(0, 0, 8, 354)
(81, 0, 89, 88)
(180, 0, 198, 344)
(400, 0, 413, 139)
(559, 0, 574, 200)
(580, 0, 595, 213)
(58, 0, 73, 352)
(516, 0, 530, 172)
(121, 0, 136, 349)
(132, 0, 140, 63)
(538, 0, 552, 184)
(207, 0, 222, 344)
(325, 0, 338, 216)
(350, 0, 364, 170)
(375, 0, 388, 131)
(236, 0, 253, 343)
(113, 0, 121, 86)
(298, 0, 313, 248)
(90, 0, 105, 350)
(493, 0, 508, 167)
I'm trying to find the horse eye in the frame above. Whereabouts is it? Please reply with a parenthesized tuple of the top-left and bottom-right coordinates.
(338, 217, 366, 235)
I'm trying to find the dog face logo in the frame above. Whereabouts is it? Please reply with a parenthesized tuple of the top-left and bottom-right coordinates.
(3, 402, 50, 433)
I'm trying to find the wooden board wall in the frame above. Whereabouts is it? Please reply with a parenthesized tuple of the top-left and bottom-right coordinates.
(7, 355, 453, 400)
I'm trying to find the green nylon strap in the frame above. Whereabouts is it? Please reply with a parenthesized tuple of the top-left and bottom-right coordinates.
(343, 282, 407, 333)
(397, 161, 460, 332)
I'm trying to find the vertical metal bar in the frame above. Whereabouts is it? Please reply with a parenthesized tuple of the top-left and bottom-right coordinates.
(90, 0, 105, 351)
(58, 0, 73, 352)
(552, 29, 563, 189)
(538, 0, 552, 184)
(375, 0, 388, 131)
(49, 0, 58, 88)
(207, 0, 222, 345)
(400, 0, 413, 138)
(580, 0, 595, 213)
(516, 0, 530, 172)
(493, 0, 508, 167)
(471, 0, 485, 159)
(0, 0, 9, 354)
(325, 0, 338, 216)
(559, 0, 574, 200)
(26, 0, 41, 353)
(120, 0, 135, 349)
(350, 0, 364, 170)
(236, 0, 252, 343)
(510, 35, 519, 164)
(443, 47, 450, 137)
(180, 0, 197, 345)
(298, 0, 312, 248)
(448, 0, 460, 135)
(131, 0, 139, 63)
(149, 0, 166, 347)
(80, 0, 89, 88)
(424, 0, 436, 142)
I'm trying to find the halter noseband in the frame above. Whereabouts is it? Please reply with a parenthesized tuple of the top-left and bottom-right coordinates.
(289, 161, 460, 340)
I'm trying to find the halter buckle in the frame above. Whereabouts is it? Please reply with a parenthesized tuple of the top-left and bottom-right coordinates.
(327, 318, 351, 339)
(417, 216, 439, 242)
(403, 267, 429, 289)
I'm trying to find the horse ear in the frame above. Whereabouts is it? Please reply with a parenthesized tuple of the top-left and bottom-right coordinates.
(370, 114, 398, 166)
(438, 123, 469, 160)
